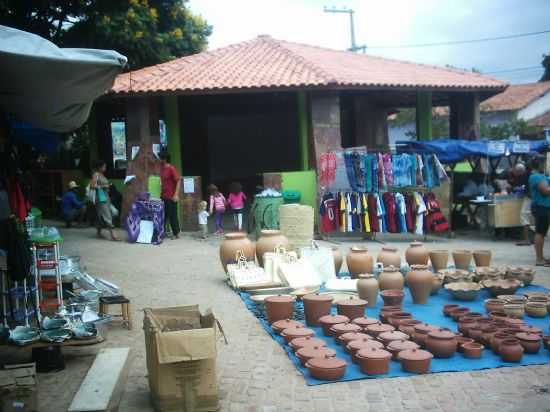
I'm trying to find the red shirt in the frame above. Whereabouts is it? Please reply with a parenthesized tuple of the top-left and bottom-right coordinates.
(160, 164, 180, 200)
(320, 198, 338, 233)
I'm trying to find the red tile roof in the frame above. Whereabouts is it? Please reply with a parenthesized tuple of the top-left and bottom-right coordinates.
(111, 35, 507, 95)
(481, 81, 550, 112)
(527, 110, 550, 127)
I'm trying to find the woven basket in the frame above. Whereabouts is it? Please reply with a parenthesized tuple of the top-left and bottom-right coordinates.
(279, 204, 314, 251)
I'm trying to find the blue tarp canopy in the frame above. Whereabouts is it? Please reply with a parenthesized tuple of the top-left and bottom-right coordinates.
(9, 119, 60, 154)
(396, 139, 550, 164)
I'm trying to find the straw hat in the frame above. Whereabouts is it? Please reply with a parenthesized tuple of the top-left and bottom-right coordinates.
(68, 181, 79, 189)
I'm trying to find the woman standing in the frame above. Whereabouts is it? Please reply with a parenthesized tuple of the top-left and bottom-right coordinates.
(528, 156, 550, 266)
(90, 160, 119, 241)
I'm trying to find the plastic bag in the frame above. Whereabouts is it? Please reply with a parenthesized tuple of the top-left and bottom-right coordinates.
(299, 240, 336, 283)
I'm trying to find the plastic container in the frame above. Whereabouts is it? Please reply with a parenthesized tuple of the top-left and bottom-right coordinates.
(283, 190, 301, 204)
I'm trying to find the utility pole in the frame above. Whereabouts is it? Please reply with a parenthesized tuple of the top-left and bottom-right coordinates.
(323, 6, 357, 51)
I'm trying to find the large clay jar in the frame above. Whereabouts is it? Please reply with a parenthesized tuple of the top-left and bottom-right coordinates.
(452, 250, 472, 271)
(303, 294, 333, 326)
(405, 241, 429, 266)
(406, 265, 434, 304)
(429, 250, 449, 272)
(219, 232, 255, 272)
(473, 250, 492, 267)
(255, 230, 289, 267)
(264, 295, 295, 325)
(346, 246, 374, 278)
(378, 266, 404, 291)
(499, 338, 524, 362)
(425, 328, 457, 358)
(357, 274, 379, 307)
(377, 247, 401, 268)
(332, 247, 343, 275)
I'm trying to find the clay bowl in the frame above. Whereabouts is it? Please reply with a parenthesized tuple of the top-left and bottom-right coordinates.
(484, 299, 506, 314)
(443, 304, 461, 317)
(272, 319, 304, 335)
(457, 337, 475, 352)
(347, 338, 384, 363)
(296, 346, 336, 366)
(289, 336, 326, 352)
(489, 311, 508, 322)
(444, 282, 481, 301)
(281, 327, 315, 343)
(355, 347, 392, 375)
(398, 319, 422, 336)
(450, 307, 471, 321)
(497, 294, 526, 304)
(319, 315, 350, 337)
(386, 339, 420, 361)
(398, 348, 433, 374)
(387, 312, 413, 328)
(525, 302, 548, 318)
(462, 342, 484, 358)
(503, 303, 525, 319)
(524, 291, 548, 300)
(305, 356, 347, 381)
(482, 279, 523, 297)
(380, 289, 405, 307)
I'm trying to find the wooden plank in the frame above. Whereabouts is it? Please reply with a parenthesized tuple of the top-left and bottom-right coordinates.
(68, 347, 130, 412)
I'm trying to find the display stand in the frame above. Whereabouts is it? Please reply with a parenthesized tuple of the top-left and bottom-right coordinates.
(33, 241, 64, 320)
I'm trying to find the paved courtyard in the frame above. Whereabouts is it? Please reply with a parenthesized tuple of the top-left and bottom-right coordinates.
(3, 225, 550, 412)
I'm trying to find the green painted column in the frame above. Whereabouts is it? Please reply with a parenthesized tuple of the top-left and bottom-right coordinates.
(416, 91, 433, 141)
(298, 91, 310, 170)
(163, 95, 182, 173)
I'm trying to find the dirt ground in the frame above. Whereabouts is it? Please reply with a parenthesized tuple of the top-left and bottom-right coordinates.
(2, 224, 550, 412)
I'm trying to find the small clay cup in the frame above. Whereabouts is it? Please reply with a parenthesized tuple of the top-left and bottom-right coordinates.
(462, 342, 484, 358)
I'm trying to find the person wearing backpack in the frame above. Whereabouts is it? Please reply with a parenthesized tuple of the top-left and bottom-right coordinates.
(208, 184, 226, 234)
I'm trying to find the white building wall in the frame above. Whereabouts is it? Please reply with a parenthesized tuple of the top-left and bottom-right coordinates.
(518, 92, 550, 120)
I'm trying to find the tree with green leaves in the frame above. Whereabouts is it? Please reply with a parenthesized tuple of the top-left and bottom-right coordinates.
(540, 54, 550, 82)
(0, 0, 212, 69)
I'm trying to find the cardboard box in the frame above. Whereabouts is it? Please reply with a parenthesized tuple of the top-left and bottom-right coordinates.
(143, 305, 219, 412)
(488, 197, 524, 228)
(0, 363, 37, 412)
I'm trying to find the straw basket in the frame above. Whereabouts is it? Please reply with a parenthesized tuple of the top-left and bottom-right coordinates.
(279, 204, 314, 251)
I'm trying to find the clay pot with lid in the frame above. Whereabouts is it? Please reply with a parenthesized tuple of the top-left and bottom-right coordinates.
(319, 314, 350, 337)
(378, 266, 404, 291)
(303, 293, 333, 326)
(491, 332, 513, 354)
(499, 338, 524, 362)
(458, 318, 478, 337)
(429, 250, 449, 272)
(380, 289, 405, 307)
(264, 295, 296, 324)
(443, 304, 460, 317)
(219, 232, 255, 272)
(405, 241, 429, 266)
(346, 246, 374, 279)
(366, 322, 395, 338)
(330, 323, 362, 341)
(378, 330, 410, 346)
(406, 265, 434, 304)
(336, 297, 368, 320)
(347, 339, 384, 363)
(255, 230, 289, 267)
(387, 311, 413, 328)
(398, 348, 433, 374)
(296, 346, 336, 366)
(462, 342, 484, 358)
(272, 319, 304, 335)
(305, 356, 347, 381)
(413, 323, 437, 347)
(481, 326, 498, 347)
(377, 247, 401, 268)
(473, 250, 492, 267)
(332, 247, 343, 275)
(484, 299, 505, 314)
(280, 327, 315, 343)
(518, 325, 542, 335)
(352, 317, 379, 330)
(450, 307, 471, 321)
(467, 325, 484, 343)
(398, 319, 422, 336)
(456, 337, 474, 352)
(355, 347, 392, 375)
(387, 339, 420, 360)
(515, 332, 542, 354)
(339, 332, 372, 350)
(357, 274, 379, 307)
(426, 328, 458, 358)
(379, 306, 403, 323)
(289, 336, 326, 352)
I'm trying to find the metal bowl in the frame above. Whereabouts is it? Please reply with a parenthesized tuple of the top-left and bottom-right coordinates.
(72, 323, 98, 340)
(42, 317, 68, 330)
(40, 328, 72, 343)
(9, 326, 40, 346)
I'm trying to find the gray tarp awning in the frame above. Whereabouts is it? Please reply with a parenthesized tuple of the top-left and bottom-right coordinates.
(0, 25, 127, 133)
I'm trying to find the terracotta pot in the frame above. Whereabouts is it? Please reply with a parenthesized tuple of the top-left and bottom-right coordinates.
(378, 330, 409, 346)
(458, 318, 478, 337)
(352, 317, 379, 330)
(413, 323, 437, 347)
(387, 339, 420, 360)
(467, 326, 484, 343)
(289, 336, 326, 352)
(378, 266, 404, 291)
(457, 337, 474, 352)
(296, 346, 336, 366)
(481, 326, 498, 347)
(280, 327, 315, 343)
(332, 247, 343, 275)
(379, 306, 403, 323)
(503, 303, 525, 319)
(338, 332, 372, 350)
(431, 272, 445, 295)
(365, 322, 395, 338)
(305, 356, 347, 380)
(398, 348, 433, 374)
(272, 319, 304, 335)
(518, 325, 542, 335)
(489, 311, 508, 322)
(429, 250, 449, 272)
(330, 323, 362, 341)
(406, 265, 434, 304)
(302, 293, 333, 326)
(380, 289, 405, 307)
(405, 241, 429, 266)
(450, 307, 470, 321)
(398, 319, 422, 336)
(318, 314, 350, 337)
(255, 230, 289, 267)
(515, 332, 541, 354)
(473, 250, 492, 267)
(264, 295, 295, 325)
(357, 274, 379, 307)
(499, 338, 524, 362)
(347, 338, 384, 363)
(336, 297, 368, 320)
(462, 342, 484, 358)
(346, 246, 374, 279)
(491, 332, 513, 354)
(525, 302, 548, 318)
(542, 335, 550, 349)
(219, 232, 255, 272)
(356, 347, 392, 375)
(426, 328, 457, 358)
(387, 312, 413, 328)
(452, 250, 472, 271)
(462, 312, 483, 320)
(443, 304, 460, 317)
(484, 299, 505, 314)
(377, 246, 401, 268)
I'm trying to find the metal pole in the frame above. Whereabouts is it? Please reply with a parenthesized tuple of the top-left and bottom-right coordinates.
(349, 10, 357, 50)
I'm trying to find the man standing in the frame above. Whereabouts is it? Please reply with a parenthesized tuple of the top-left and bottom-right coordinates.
(159, 152, 181, 239)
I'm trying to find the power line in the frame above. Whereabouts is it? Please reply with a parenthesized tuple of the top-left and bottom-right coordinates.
(484, 66, 543, 74)
(365, 29, 550, 49)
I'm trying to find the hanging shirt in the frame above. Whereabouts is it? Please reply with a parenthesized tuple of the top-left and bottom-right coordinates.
(361, 193, 371, 232)
(416, 155, 424, 186)
(321, 198, 339, 233)
(382, 192, 398, 233)
(346, 193, 353, 232)
(394, 193, 408, 233)
(414, 192, 427, 235)
(368, 194, 379, 232)
(382, 153, 393, 188)
(339, 192, 347, 232)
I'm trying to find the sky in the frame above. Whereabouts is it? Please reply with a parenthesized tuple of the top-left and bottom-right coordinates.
(188, 0, 550, 84)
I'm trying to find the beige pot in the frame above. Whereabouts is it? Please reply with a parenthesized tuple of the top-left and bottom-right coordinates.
(406, 265, 434, 304)
(429, 250, 449, 272)
(378, 265, 404, 291)
(405, 241, 429, 266)
(377, 246, 401, 268)
(473, 250, 492, 267)
(453, 250, 472, 271)
(332, 247, 343, 275)
(255, 230, 289, 267)
(219, 232, 255, 272)
(346, 247, 374, 279)
(357, 274, 379, 307)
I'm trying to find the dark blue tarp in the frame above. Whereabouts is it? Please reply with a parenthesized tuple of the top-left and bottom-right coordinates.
(10, 120, 60, 154)
(396, 139, 550, 164)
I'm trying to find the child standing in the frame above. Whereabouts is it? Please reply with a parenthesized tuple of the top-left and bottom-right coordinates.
(197, 200, 209, 239)
(208, 184, 226, 234)
(227, 182, 247, 231)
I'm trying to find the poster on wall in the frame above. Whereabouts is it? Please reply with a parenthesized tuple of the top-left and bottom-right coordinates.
(183, 177, 195, 193)
(111, 121, 127, 166)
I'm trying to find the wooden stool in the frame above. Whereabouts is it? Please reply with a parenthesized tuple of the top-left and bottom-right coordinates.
(99, 296, 132, 330)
